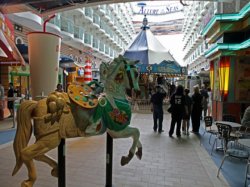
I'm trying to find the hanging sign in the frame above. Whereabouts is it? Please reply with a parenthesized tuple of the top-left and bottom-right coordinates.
(134, 3, 183, 15)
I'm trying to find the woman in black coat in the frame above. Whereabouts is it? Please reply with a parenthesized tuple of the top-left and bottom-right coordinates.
(191, 86, 203, 133)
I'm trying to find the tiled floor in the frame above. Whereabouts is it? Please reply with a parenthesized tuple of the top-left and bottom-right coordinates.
(0, 113, 229, 187)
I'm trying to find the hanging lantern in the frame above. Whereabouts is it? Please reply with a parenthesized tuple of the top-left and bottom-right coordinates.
(84, 56, 92, 83)
(219, 56, 230, 100)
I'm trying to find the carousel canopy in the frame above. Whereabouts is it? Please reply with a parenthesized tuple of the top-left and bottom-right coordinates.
(124, 16, 186, 76)
(124, 27, 175, 65)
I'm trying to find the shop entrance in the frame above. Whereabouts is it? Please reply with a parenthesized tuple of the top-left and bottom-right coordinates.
(11, 73, 30, 98)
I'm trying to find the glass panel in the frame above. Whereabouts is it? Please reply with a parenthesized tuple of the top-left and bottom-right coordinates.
(84, 33, 92, 45)
(74, 26, 84, 40)
(99, 41, 104, 52)
(85, 7, 93, 18)
(105, 45, 109, 55)
(93, 13, 100, 25)
(92, 38, 99, 49)
(61, 16, 74, 34)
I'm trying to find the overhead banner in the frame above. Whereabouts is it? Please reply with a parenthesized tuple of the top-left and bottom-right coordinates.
(133, 2, 183, 15)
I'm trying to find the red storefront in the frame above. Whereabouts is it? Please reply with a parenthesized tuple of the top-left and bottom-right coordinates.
(0, 12, 24, 119)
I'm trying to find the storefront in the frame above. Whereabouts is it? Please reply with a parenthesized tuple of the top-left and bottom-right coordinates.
(0, 12, 25, 119)
(203, 4, 250, 121)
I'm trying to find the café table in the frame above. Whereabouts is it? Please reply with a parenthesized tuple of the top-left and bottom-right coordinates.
(238, 139, 250, 148)
(215, 121, 242, 128)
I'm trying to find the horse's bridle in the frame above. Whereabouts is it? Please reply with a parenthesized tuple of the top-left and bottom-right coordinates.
(125, 64, 137, 90)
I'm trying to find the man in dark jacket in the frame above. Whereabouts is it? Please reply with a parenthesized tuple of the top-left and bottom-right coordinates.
(150, 85, 166, 133)
(169, 85, 187, 137)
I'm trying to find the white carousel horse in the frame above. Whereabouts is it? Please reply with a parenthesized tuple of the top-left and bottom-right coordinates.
(12, 55, 142, 187)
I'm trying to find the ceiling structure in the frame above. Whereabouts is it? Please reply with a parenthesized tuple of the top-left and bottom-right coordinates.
(0, 0, 218, 15)
(0, 0, 227, 36)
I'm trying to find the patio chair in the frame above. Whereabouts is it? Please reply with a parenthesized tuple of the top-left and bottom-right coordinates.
(211, 123, 232, 155)
(217, 138, 249, 187)
(201, 116, 218, 145)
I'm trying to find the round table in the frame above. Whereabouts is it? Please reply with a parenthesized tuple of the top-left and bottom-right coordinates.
(215, 121, 242, 128)
(238, 139, 250, 148)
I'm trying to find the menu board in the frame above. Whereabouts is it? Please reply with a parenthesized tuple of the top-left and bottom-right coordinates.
(235, 57, 250, 101)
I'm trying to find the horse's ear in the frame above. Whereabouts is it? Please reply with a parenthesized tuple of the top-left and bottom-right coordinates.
(126, 59, 140, 66)
(100, 63, 108, 82)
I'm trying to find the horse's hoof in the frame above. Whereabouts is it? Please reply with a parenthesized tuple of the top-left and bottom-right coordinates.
(51, 168, 58, 178)
(135, 147, 142, 160)
(21, 180, 34, 187)
(120, 151, 134, 166)
(120, 156, 129, 166)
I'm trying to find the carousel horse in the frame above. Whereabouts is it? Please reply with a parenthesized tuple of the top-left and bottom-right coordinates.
(12, 55, 142, 187)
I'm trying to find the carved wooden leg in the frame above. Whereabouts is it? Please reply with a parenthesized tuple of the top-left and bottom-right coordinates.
(19, 132, 61, 187)
(108, 126, 141, 166)
(35, 154, 58, 177)
(20, 159, 36, 187)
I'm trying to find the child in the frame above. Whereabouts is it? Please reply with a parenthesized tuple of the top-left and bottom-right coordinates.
(182, 89, 192, 135)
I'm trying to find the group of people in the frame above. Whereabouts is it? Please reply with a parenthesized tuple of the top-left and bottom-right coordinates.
(150, 84, 212, 137)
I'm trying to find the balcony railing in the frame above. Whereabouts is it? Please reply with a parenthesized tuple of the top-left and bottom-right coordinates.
(74, 26, 84, 40)
(99, 41, 105, 52)
(60, 16, 74, 34)
(84, 33, 92, 45)
(92, 38, 99, 49)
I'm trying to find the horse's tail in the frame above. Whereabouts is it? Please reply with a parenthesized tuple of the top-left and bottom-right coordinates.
(12, 100, 37, 176)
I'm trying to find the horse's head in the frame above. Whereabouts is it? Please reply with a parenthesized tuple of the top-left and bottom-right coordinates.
(100, 55, 140, 97)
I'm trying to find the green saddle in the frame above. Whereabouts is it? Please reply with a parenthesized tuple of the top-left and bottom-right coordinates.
(93, 98, 131, 131)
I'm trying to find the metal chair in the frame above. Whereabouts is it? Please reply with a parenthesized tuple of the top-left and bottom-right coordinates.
(217, 138, 249, 187)
(201, 116, 217, 145)
(211, 123, 232, 155)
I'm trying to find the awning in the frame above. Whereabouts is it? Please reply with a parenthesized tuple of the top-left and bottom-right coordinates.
(12, 45, 77, 68)
(59, 55, 77, 68)
(16, 44, 29, 63)
(0, 13, 25, 65)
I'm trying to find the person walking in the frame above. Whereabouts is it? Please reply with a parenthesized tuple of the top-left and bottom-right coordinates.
(55, 83, 64, 92)
(182, 88, 192, 135)
(0, 81, 5, 120)
(169, 85, 187, 138)
(7, 82, 16, 117)
(241, 106, 250, 127)
(200, 85, 209, 119)
(207, 87, 212, 116)
(191, 86, 203, 133)
(150, 85, 166, 133)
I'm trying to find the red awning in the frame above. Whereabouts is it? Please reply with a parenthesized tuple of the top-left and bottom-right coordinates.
(0, 13, 25, 65)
